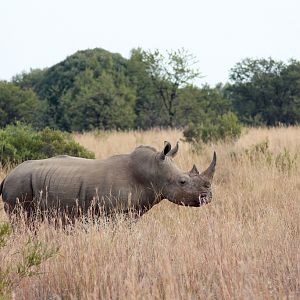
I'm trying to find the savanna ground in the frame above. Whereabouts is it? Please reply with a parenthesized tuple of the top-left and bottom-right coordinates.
(0, 127, 300, 299)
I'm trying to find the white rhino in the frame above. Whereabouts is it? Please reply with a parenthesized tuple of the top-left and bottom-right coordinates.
(0, 141, 216, 219)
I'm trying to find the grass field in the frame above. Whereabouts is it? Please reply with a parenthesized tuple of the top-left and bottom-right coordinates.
(0, 127, 300, 299)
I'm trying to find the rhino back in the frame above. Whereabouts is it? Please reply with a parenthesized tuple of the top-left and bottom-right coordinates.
(2, 155, 135, 210)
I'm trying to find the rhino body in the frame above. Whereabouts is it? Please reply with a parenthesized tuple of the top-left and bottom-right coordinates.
(0, 142, 216, 218)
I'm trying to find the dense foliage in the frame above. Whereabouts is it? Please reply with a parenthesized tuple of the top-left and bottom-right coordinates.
(6, 48, 235, 135)
(0, 123, 94, 165)
(183, 112, 242, 150)
(1, 48, 299, 144)
(13, 49, 136, 131)
(0, 81, 46, 128)
(227, 58, 300, 125)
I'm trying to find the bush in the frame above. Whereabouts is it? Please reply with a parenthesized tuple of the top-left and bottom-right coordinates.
(242, 139, 273, 165)
(0, 123, 95, 165)
(275, 148, 298, 173)
(230, 139, 298, 173)
(183, 112, 242, 150)
(0, 222, 59, 299)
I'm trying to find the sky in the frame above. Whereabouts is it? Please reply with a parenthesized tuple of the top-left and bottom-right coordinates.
(1, 0, 300, 86)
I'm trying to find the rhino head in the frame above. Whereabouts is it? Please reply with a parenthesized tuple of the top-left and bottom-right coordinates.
(156, 141, 216, 207)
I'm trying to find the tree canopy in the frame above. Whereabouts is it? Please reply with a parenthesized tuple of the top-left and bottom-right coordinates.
(0, 81, 46, 128)
(227, 58, 300, 125)
(1, 48, 299, 135)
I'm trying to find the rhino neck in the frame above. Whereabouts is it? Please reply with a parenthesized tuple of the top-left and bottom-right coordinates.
(129, 150, 164, 208)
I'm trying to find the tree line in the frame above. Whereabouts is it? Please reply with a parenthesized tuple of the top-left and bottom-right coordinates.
(1, 48, 300, 133)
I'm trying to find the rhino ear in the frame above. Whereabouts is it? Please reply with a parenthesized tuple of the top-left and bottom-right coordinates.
(201, 151, 217, 181)
(167, 141, 179, 158)
(159, 141, 172, 160)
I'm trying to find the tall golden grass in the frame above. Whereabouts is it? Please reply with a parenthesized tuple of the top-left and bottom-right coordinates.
(0, 127, 300, 299)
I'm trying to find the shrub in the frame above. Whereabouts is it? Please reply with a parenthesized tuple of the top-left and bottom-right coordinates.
(0, 223, 59, 299)
(0, 123, 95, 165)
(243, 139, 273, 165)
(275, 148, 297, 173)
(183, 112, 242, 150)
(230, 139, 298, 173)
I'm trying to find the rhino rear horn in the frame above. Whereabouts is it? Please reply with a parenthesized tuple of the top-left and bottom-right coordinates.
(167, 141, 179, 158)
(201, 151, 217, 180)
(189, 164, 199, 175)
(159, 141, 172, 160)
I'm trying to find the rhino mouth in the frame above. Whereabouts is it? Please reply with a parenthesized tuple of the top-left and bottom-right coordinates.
(198, 194, 211, 206)
(179, 194, 211, 207)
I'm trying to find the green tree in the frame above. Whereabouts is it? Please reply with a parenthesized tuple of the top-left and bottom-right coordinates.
(141, 48, 201, 127)
(0, 81, 45, 128)
(13, 48, 138, 131)
(13, 68, 46, 91)
(228, 58, 300, 125)
(61, 69, 136, 131)
(128, 48, 168, 128)
(278, 60, 300, 124)
(176, 84, 232, 126)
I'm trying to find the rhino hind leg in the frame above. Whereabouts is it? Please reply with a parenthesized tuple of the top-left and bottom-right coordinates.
(3, 196, 36, 224)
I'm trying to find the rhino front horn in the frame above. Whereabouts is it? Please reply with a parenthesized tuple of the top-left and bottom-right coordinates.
(201, 151, 217, 180)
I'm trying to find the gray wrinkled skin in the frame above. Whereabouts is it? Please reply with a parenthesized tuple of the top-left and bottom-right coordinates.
(0, 141, 216, 218)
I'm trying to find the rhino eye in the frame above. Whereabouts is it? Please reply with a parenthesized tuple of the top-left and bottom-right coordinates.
(204, 183, 211, 188)
(179, 178, 186, 185)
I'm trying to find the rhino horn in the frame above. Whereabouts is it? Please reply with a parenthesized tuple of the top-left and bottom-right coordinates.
(167, 141, 179, 158)
(159, 141, 172, 160)
(189, 164, 199, 175)
(200, 151, 217, 180)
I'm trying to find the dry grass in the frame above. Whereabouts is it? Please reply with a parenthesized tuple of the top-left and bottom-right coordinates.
(1, 127, 300, 299)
